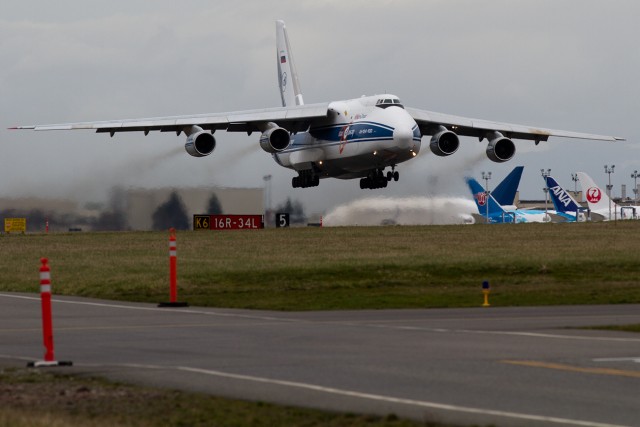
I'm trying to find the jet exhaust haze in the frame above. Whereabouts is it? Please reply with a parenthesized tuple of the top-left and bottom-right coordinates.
(322, 150, 485, 226)
(322, 196, 476, 226)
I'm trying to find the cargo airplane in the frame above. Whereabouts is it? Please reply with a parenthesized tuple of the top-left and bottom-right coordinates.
(11, 21, 624, 190)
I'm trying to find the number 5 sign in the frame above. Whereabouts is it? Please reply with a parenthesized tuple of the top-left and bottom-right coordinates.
(276, 213, 290, 228)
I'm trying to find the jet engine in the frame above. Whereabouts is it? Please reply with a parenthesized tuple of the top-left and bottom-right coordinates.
(185, 129, 216, 157)
(486, 132, 515, 163)
(429, 127, 459, 157)
(259, 126, 291, 153)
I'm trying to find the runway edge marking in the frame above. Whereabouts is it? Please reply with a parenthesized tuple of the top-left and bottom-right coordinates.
(177, 366, 630, 427)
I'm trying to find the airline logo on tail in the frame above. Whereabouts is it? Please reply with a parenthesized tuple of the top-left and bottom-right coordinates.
(474, 192, 487, 206)
(586, 187, 602, 203)
(549, 185, 573, 208)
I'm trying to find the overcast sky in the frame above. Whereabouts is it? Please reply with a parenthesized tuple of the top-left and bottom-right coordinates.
(2, 0, 639, 213)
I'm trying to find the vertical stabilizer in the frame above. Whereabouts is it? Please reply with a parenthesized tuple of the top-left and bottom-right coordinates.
(492, 166, 524, 206)
(466, 177, 505, 217)
(276, 20, 304, 107)
(545, 176, 581, 213)
(577, 172, 615, 214)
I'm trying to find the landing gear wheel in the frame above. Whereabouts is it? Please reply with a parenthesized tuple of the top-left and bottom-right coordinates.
(393, 171, 399, 182)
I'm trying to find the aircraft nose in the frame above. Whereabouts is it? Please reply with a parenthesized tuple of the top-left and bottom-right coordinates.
(393, 125, 414, 149)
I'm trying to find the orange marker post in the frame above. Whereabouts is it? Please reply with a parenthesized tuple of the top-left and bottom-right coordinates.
(28, 258, 72, 367)
(158, 228, 188, 308)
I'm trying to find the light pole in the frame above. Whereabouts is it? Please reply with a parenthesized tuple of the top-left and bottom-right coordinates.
(263, 174, 272, 225)
(481, 171, 491, 223)
(604, 165, 615, 220)
(541, 169, 551, 220)
(571, 173, 579, 199)
(632, 170, 639, 204)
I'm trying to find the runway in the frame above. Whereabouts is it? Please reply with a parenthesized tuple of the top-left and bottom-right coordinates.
(1, 292, 639, 427)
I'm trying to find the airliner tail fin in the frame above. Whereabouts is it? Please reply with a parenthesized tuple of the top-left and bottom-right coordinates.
(276, 20, 304, 107)
(492, 166, 524, 206)
(466, 177, 505, 217)
(576, 172, 614, 213)
(545, 176, 581, 213)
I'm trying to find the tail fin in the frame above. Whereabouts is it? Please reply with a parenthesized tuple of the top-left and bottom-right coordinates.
(492, 166, 524, 206)
(466, 177, 505, 216)
(276, 20, 304, 107)
(576, 172, 615, 213)
(545, 176, 581, 213)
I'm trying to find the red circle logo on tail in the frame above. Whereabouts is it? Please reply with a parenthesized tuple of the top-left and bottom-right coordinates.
(586, 187, 601, 203)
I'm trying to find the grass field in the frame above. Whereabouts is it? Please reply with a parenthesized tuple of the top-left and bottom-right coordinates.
(0, 368, 435, 427)
(1, 222, 639, 310)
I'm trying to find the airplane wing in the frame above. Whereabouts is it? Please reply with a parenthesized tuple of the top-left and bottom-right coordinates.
(406, 107, 625, 142)
(11, 103, 331, 136)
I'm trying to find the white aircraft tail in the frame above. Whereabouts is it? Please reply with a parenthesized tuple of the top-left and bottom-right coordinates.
(577, 171, 616, 213)
(276, 20, 304, 107)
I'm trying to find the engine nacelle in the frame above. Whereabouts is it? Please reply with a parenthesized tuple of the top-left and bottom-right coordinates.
(429, 128, 459, 157)
(185, 130, 216, 157)
(259, 127, 291, 153)
(486, 134, 515, 163)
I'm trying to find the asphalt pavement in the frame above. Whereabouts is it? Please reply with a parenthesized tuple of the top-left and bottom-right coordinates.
(1, 292, 639, 427)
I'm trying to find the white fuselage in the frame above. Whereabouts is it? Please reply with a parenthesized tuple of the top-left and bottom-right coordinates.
(274, 94, 421, 179)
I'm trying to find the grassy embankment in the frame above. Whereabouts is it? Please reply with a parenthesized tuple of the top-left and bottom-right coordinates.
(1, 222, 639, 310)
(0, 368, 436, 427)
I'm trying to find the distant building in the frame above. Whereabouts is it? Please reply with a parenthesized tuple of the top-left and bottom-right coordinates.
(125, 187, 263, 230)
(1, 187, 263, 232)
(0, 197, 77, 214)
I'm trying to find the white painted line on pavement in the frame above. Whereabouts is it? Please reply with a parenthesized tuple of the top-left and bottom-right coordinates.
(177, 365, 630, 427)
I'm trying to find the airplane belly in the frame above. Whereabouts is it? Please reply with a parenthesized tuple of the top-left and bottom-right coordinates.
(289, 148, 325, 170)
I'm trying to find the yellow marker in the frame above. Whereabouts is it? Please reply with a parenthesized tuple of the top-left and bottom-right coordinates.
(482, 280, 490, 307)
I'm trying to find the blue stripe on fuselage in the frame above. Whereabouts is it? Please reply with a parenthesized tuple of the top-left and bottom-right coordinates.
(309, 121, 394, 142)
(413, 125, 421, 141)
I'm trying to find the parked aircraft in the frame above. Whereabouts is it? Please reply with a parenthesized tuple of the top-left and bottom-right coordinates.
(492, 166, 524, 209)
(467, 175, 572, 223)
(577, 172, 639, 220)
(544, 175, 590, 221)
(11, 21, 624, 190)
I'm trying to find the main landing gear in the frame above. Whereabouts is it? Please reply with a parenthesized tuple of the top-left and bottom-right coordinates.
(359, 167, 399, 190)
(292, 169, 320, 188)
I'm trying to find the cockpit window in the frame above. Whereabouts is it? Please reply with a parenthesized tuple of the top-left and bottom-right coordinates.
(375, 98, 404, 109)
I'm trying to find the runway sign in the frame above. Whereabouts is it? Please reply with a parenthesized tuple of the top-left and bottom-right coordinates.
(4, 217, 26, 233)
(276, 213, 290, 228)
(194, 214, 264, 230)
